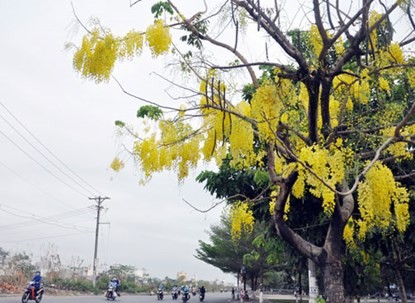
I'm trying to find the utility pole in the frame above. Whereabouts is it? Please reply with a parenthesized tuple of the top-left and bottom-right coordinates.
(89, 196, 110, 288)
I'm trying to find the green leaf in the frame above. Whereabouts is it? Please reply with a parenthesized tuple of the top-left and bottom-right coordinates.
(151, 1, 173, 18)
(115, 120, 125, 127)
(136, 105, 163, 120)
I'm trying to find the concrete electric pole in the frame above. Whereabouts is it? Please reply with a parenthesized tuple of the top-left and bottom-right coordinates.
(89, 196, 110, 288)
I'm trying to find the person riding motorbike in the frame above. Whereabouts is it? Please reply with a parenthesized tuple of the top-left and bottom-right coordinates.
(157, 287, 164, 300)
(199, 286, 206, 302)
(172, 286, 178, 300)
(22, 270, 44, 302)
(181, 285, 190, 302)
(107, 277, 121, 297)
(31, 271, 43, 293)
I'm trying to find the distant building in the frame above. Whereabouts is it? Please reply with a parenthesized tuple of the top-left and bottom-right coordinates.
(177, 271, 187, 282)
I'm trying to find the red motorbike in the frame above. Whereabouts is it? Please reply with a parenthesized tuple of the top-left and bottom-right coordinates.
(22, 281, 44, 303)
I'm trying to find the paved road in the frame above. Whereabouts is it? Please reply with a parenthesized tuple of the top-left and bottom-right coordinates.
(0, 292, 233, 303)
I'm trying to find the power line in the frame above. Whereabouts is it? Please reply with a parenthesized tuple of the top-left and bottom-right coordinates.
(1, 231, 94, 243)
(0, 205, 94, 231)
(0, 160, 76, 209)
(0, 102, 103, 196)
(0, 204, 94, 233)
(0, 111, 96, 196)
(0, 128, 89, 198)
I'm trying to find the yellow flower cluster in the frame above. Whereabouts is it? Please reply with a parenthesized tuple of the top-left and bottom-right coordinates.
(378, 77, 390, 91)
(73, 30, 118, 82)
(145, 19, 172, 56)
(201, 129, 216, 161)
(251, 82, 282, 141)
(294, 141, 347, 214)
(230, 202, 255, 241)
(110, 157, 125, 172)
(310, 24, 323, 59)
(334, 36, 345, 57)
(73, 28, 145, 82)
(357, 161, 410, 239)
(119, 30, 144, 58)
(229, 102, 255, 168)
(382, 127, 413, 161)
(333, 72, 357, 111)
(385, 43, 405, 64)
(133, 135, 160, 180)
(354, 69, 371, 104)
(368, 11, 382, 51)
(131, 119, 202, 182)
(408, 68, 415, 88)
(343, 218, 355, 248)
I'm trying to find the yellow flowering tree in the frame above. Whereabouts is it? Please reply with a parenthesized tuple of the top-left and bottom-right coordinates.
(70, 1, 415, 302)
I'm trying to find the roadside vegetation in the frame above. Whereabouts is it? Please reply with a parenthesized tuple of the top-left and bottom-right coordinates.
(0, 246, 223, 295)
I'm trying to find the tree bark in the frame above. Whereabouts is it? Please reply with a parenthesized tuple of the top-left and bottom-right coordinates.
(322, 259, 345, 303)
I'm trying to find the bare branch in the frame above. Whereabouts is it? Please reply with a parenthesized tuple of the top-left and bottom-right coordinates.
(182, 198, 225, 213)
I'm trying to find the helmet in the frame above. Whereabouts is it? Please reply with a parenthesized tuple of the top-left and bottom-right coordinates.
(35, 271, 41, 275)
(111, 278, 116, 281)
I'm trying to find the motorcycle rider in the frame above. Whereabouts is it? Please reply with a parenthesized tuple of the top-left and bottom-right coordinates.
(199, 285, 206, 301)
(172, 286, 178, 300)
(108, 277, 121, 297)
(181, 285, 190, 301)
(28, 270, 43, 301)
(31, 271, 43, 292)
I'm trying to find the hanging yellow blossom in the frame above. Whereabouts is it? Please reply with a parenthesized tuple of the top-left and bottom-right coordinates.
(310, 24, 323, 58)
(393, 187, 410, 232)
(73, 30, 118, 82)
(283, 195, 291, 221)
(357, 161, 410, 238)
(382, 127, 413, 161)
(378, 77, 390, 91)
(269, 189, 278, 215)
(119, 30, 144, 58)
(110, 157, 125, 172)
(343, 218, 356, 248)
(334, 36, 345, 57)
(230, 202, 255, 241)
(386, 43, 405, 64)
(145, 19, 172, 56)
(296, 142, 347, 214)
(133, 135, 160, 179)
(368, 11, 382, 51)
(201, 129, 216, 161)
(408, 68, 415, 88)
(292, 170, 305, 199)
(229, 102, 255, 168)
(251, 82, 282, 141)
(329, 96, 340, 128)
(352, 69, 371, 104)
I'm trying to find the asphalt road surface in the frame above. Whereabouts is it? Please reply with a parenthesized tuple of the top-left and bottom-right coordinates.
(0, 292, 232, 303)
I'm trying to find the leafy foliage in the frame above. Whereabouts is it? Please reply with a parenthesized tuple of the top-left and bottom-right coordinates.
(151, 1, 174, 18)
(136, 105, 163, 120)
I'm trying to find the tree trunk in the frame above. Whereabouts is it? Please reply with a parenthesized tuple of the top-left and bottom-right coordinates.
(392, 238, 407, 303)
(322, 260, 345, 303)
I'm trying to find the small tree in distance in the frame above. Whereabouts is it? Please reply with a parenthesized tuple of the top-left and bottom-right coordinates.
(70, 1, 415, 303)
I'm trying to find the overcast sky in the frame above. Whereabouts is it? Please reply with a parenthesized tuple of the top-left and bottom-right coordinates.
(0, 0, 235, 284)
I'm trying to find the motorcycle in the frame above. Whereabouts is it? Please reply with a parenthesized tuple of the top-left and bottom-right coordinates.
(182, 291, 190, 303)
(157, 289, 164, 300)
(22, 281, 44, 303)
(105, 286, 117, 301)
(199, 293, 205, 302)
(172, 290, 178, 300)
